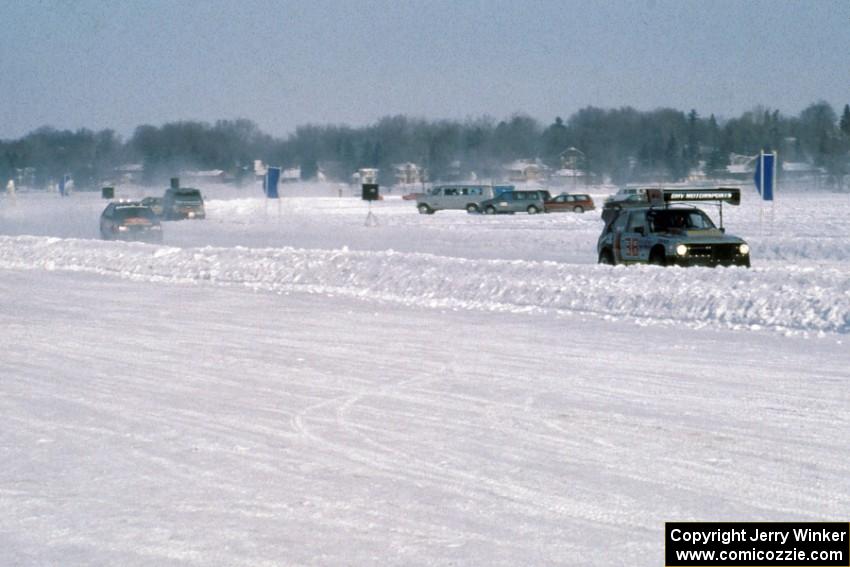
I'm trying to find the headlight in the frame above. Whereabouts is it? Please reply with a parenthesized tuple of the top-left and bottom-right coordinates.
(675, 244, 688, 256)
(739, 243, 750, 255)
(117, 226, 129, 232)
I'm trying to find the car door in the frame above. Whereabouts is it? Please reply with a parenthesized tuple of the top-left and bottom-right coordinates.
(442, 186, 460, 208)
(426, 186, 443, 209)
(610, 211, 630, 263)
(546, 195, 563, 212)
(620, 210, 649, 263)
(513, 192, 531, 212)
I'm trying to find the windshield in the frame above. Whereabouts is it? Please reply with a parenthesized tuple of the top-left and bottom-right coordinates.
(115, 207, 156, 220)
(171, 189, 202, 202)
(649, 209, 716, 232)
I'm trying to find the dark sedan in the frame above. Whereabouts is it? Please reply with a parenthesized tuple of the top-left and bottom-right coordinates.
(100, 202, 163, 242)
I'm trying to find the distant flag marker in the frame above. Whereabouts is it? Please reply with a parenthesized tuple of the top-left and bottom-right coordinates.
(264, 167, 280, 199)
(753, 152, 775, 201)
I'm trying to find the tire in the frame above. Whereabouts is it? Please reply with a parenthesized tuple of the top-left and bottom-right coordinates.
(466, 203, 479, 213)
(484, 206, 497, 215)
(527, 205, 539, 214)
(573, 205, 584, 213)
(418, 203, 433, 215)
(649, 248, 667, 266)
(598, 249, 615, 265)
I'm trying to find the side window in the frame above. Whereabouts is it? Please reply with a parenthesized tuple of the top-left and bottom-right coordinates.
(612, 212, 629, 232)
(444, 187, 458, 196)
(627, 211, 646, 232)
(471, 187, 481, 196)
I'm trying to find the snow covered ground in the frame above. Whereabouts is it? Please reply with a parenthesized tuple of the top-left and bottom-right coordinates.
(1, 184, 849, 565)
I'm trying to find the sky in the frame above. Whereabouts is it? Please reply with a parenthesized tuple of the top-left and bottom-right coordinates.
(1, 0, 848, 140)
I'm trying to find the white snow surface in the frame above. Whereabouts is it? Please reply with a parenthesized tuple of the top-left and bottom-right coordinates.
(1, 184, 849, 565)
(2, 186, 849, 336)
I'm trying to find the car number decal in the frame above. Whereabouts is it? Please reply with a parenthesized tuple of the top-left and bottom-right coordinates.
(626, 238, 639, 256)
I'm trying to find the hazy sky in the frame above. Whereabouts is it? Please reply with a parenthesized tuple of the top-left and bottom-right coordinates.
(1, 0, 848, 139)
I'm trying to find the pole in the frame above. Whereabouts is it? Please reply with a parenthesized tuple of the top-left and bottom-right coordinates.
(364, 201, 378, 227)
(770, 150, 777, 233)
(759, 151, 764, 235)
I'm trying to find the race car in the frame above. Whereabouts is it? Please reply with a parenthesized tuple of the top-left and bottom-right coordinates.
(162, 186, 205, 220)
(596, 187, 750, 267)
(99, 201, 163, 242)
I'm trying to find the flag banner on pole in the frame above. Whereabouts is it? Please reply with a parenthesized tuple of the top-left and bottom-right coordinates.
(265, 167, 280, 199)
(753, 152, 775, 201)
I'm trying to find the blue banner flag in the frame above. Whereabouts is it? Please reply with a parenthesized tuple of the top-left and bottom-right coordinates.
(265, 167, 280, 199)
(753, 152, 775, 201)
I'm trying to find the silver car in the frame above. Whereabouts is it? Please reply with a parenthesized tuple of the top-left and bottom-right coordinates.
(416, 185, 496, 214)
(478, 190, 547, 214)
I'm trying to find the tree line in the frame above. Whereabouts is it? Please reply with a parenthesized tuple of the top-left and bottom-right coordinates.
(2, 102, 849, 189)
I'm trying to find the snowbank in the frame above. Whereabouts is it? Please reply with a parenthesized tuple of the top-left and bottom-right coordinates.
(2, 235, 848, 335)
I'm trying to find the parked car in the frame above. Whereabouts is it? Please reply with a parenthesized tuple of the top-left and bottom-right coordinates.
(544, 192, 595, 213)
(416, 184, 497, 214)
(99, 201, 163, 242)
(478, 190, 547, 215)
(163, 187, 205, 220)
(597, 188, 750, 267)
(140, 196, 164, 217)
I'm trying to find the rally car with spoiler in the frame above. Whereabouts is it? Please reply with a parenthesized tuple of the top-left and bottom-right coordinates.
(597, 187, 750, 267)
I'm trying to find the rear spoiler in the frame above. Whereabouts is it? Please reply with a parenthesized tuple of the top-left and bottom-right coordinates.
(646, 187, 741, 206)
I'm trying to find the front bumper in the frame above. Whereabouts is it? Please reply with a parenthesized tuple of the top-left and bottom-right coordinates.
(669, 256, 750, 267)
(172, 209, 205, 220)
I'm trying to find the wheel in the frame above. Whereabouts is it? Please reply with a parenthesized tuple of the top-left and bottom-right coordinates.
(573, 205, 584, 213)
(649, 248, 667, 266)
(527, 205, 539, 214)
(418, 203, 432, 215)
(484, 206, 496, 215)
(598, 249, 615, 265)
(466, 203, 479, 213)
